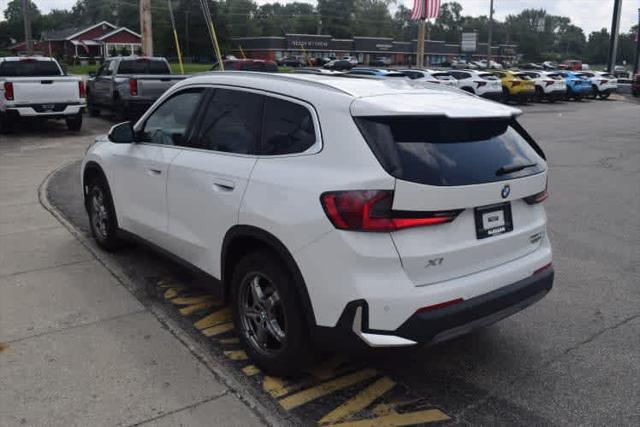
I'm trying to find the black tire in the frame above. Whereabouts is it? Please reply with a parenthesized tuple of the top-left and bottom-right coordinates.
(461, 87, 474, 94)
(65, 113, 83, 131)
(86, 176, 122, 251)
(0, 113, 14, 134)
(598, 91, 610, 99)
(502, 87, 510, 103)
(632, 89, 640, 98)
(535, 86, 545, 102)
(588, 85, 598, 99)
(87, 92, 100, 117)
(231, 251, 314, 377)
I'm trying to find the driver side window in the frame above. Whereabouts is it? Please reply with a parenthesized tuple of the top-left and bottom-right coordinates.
(141, 89, 204, 146)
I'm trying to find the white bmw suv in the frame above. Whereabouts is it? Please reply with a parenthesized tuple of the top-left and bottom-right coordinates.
(82, 72, 553, 375)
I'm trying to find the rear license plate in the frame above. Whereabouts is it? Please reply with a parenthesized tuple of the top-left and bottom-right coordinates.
(474, 202, 513, 239)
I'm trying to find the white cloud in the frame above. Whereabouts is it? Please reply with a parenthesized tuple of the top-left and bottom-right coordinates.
(2, 0, 637, 34)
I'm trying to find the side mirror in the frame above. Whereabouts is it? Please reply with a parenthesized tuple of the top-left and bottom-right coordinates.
(108, 122, 135, 144)
(88, 71, 96, 78)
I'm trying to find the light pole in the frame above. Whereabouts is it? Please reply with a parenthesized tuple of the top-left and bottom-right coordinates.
(607, 0, 622, 72)
(487, 0, 494, 64)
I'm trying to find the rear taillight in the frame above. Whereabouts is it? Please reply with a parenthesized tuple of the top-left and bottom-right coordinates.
(320, 190, 462, 232)
(475, 81, 487, 88)
(416, 298, 464, 314)
(78, 81, 86, 98)
(128, 78, 138, 96)
(533, 262, 552, 276)
(524, 188, 549, 204)
(545, 80, 554, 87)
(3, 82, 14, 100)
(598, 80, 608, 85)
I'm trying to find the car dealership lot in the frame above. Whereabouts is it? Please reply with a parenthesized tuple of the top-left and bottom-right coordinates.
(1, 95, 639, 425)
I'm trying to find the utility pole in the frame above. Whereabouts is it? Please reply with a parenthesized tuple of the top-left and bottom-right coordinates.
(185, 10, 190, 59)
(140, 0, 154, 56)
(487, 0, 494, 64)
(417, 20, 426, 67)
(607, 0, 622, 72)
(634, 9, 640, 75)
(22, 0, 33, 54)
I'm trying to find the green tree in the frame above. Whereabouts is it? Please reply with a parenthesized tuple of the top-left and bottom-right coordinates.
(585, 28, 610, 64)
(317, 0, 355, 39)
(2, 0, 42, 42)
(353, 0, 394, 38)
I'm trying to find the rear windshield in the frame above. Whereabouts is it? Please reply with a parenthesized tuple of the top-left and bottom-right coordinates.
(479, 73, 499, 80)
(546, 73, 563, 80)
(117, 59, 170, 74)
(355, 117, 545, 186)
(0, 60, 62, 77)
(515, 73, 533, 80)
(432, 72, 454, 80)
(600, 73, 615, 79)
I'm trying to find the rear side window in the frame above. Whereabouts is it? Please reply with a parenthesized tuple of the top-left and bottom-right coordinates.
(0, 60, 61, 76)
(354, 117, 545, 186)
(401, 71, 423, 79)
(117, 59, 170, 74)
(261, 97, 316, 155)
(192, 88, 262, 154)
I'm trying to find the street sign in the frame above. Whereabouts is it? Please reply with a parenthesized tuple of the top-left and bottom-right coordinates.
(461, 32, 477, 53)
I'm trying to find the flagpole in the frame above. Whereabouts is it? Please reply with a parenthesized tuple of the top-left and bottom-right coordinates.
(417, 19, 426, 68)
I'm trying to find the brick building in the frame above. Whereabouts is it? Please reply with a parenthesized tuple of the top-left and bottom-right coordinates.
(10, 21, 142, 60)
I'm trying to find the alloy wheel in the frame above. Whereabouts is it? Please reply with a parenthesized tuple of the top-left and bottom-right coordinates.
(238, 273, 287, 356)
(90, 188, 109, 240)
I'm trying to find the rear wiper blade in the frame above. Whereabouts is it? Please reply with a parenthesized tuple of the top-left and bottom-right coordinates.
(495, 162, 538, 176)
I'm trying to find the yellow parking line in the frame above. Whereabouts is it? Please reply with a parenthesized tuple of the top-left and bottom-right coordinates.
(163, 287, 183, 300)
(224, 350, 248, 360)
(263, 376, 292, 398)
(202, 322, 234, 337)
(330, 409, 450, 426)
(179, 301, 216, 316)
(171, 295, 216, 305)
(220, 337, 240, 345)
(279, 368, 378, 411)
(242, 365, 261, 376)
(193, 307, 231, 330)
(372, 403, 399, 417)
(319, 376, 396, 425)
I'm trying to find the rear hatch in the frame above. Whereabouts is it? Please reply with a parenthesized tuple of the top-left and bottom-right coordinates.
(353, 105, 548, 286)
(478, 73, 502, 91)
(545, 73, 566, 90)
(515, 73, 536, 92)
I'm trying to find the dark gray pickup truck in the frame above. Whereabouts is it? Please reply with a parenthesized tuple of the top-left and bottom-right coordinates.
(86, 56, 186, 119)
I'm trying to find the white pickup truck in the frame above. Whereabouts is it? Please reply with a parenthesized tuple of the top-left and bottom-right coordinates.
(0, 56, 86, 133)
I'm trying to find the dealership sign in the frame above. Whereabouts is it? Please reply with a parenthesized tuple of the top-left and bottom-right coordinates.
(461, 32, 477, 53)
(286, 35, 331, 50)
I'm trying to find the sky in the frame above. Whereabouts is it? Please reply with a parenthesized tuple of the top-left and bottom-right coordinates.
(1, 0, 638, 35)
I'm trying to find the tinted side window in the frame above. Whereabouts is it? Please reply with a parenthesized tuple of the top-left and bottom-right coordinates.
(193, 89, 262, 154)
(141, 89, 203, 146)
(261, 97, 316, 155)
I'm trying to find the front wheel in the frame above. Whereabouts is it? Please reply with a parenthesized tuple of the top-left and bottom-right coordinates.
(87, 178, 122, 251)
(66, 113, 83, 131)
(231, 251, 314, 377)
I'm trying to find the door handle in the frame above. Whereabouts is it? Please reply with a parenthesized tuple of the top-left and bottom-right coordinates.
(213, 179, 235, 192)
(147, 168, 162, 175)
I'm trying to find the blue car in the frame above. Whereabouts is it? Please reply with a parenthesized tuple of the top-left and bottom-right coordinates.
(560, 71, 592, 100)
(348, 68, 408, 78)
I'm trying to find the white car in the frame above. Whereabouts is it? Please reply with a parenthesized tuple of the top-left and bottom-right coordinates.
(397, 69, 458, 87)
(518, 70, 567, 102)
(0, 56, 86, 133)
(576, 71, 617, 99)
(342, 56, 359, 65)
(82, 72, 554, 375)
(448, 69, 503, 100)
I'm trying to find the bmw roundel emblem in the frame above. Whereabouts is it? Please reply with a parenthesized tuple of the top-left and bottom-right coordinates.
(501, 184, 511, 199)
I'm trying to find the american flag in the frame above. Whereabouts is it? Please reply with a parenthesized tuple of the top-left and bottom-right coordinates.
(411, 0, 441, 21)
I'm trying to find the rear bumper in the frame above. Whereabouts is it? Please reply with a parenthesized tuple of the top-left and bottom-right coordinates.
(3, 102, 84, 117)
(314, 268, 553, 349)
(480, 91, 503, 101)
(544, 89, 566, 98)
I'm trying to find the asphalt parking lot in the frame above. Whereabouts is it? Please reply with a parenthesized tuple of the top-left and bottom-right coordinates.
(2, 94, 639, 426)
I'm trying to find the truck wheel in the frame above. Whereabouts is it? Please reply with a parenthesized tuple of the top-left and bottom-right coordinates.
(0, 113, 15, 134)
(86, 176, 122, 251)
(231, 251, 314, 377)
(87, 95, 100, 117)
(66, 113, 83, 131)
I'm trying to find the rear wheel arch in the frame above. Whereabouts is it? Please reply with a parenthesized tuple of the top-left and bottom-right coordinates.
(221, 225, 316, 328)
(82, 162, 110, 211)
